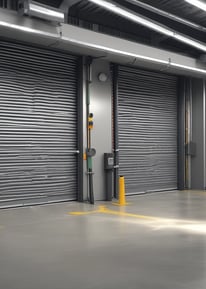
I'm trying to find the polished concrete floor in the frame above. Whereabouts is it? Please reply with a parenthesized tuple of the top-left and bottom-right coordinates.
(0, 191, 206, 289)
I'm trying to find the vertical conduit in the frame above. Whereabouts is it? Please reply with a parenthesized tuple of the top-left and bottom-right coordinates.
(203, 80, 206, 189)
(77, 57, 84, 202)
(185, 79, 192, 189)
(86, 57, 94, 204)
(177, 77, 186, 190)
(112, 64, 119, 198)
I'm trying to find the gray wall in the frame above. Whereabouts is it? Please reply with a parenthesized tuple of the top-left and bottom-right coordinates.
(191, 78, 205, 189)
(83, 59, 112, 200)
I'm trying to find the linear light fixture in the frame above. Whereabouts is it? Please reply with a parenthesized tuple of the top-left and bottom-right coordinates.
(170, 62, 206, 74)
(88, 0, 206, 52)
(126, 0, 206, 32)
(185, 0, 206, 12)
(18, 0, 65, 23)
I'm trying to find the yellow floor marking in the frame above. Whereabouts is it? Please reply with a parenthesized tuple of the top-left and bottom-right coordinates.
(69, 206, 205, 223)
(69, 206, 109, 216)
(69, 205, 160, 221)
(98, 206, 160, 221)
(69, 210, 100, 216)
(68, 206, 206, 234)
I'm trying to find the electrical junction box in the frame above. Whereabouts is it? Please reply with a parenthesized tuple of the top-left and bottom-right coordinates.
(104, 153, 114, 170)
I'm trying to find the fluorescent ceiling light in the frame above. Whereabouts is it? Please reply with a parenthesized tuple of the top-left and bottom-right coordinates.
(89, 0, 173, 37)
(175, 34, 206, 51)
(89, 0, 206, 52)
(170, 62, 206, 74)
(185, 0, 206, 12)
(18, 0, 65, 22)
(126, 0, 206, 32)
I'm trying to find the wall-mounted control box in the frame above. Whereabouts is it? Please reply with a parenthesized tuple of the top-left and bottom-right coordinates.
(104, 153, 114, 170)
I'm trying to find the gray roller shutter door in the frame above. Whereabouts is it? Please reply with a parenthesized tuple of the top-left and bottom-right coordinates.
(0, 41, 78, 208)
(118, 66, 178, 195)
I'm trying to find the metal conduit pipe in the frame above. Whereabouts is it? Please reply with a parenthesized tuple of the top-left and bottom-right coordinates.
(126, 0, 206, 32)
(86, 57, 95, 204)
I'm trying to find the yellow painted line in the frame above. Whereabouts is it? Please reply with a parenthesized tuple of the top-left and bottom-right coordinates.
(68, 206, 105, 215)
(68, 206, 206, 234)
(69, 210, 99, 216)
(97, 207, 206, 226)
(68, 206, 107, 216)
(69, 206, 203, 224)
(68, 206, 108, 216)
(68, 205, 160, 221)
(99, 206, 160, 221)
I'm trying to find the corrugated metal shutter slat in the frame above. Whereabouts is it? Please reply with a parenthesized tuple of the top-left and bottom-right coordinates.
(0, 41, 78, 207)
(118, 66, 178, 194)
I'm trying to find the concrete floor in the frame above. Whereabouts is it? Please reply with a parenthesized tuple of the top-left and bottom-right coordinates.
(0, 191, 206, 289)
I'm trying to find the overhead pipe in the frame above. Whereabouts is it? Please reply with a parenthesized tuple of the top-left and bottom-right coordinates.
(126, 0, 206, 32)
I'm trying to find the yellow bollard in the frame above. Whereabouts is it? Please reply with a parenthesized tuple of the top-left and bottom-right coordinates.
(119, 176, 126, 205)
(112, 176, 129, 206)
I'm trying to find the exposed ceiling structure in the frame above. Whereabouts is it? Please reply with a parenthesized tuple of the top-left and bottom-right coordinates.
(141, 0, 206, 26)
(0, 0, 206, 59)
(67, 0, 206, 58)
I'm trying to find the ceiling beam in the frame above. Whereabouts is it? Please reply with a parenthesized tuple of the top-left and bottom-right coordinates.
(0, 8, 206, 78)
